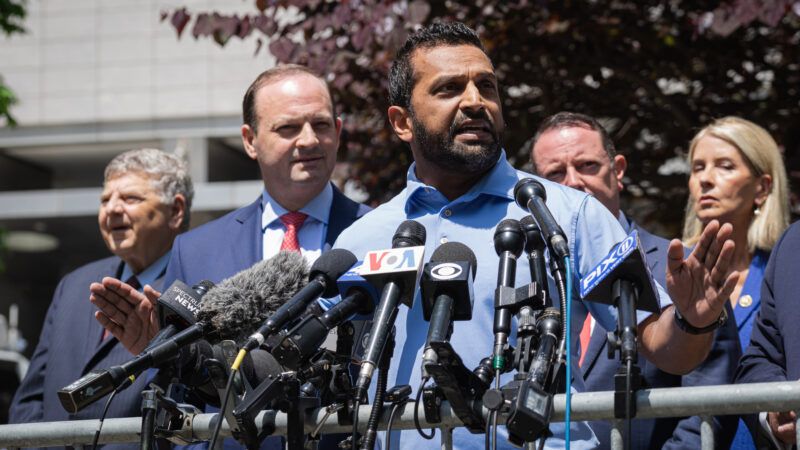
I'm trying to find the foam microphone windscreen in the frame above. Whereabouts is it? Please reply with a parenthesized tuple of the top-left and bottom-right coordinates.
(197, 251, 310, 344)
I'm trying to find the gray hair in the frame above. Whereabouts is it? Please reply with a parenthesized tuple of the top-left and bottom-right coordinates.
(104, 148, 194, 230)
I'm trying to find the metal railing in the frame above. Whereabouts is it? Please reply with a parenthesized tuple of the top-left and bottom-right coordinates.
(2, 381, 799, 450)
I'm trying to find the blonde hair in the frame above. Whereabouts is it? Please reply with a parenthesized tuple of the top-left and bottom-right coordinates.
(682, 117, 790, 253)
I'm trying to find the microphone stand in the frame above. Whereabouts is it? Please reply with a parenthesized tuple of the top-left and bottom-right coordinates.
(606, 279, 642, 450)
(359, 330, 395, 450)
(139, 349, 184, 450)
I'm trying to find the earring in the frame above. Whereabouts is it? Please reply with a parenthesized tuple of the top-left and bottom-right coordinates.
(754, 206, 761, 216)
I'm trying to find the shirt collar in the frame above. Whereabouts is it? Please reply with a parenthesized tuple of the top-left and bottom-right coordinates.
(261, 183, 333, 230)
(617, 211, 632, 233)
(404, 150, 516, 213)
(120, 251, 171, 291)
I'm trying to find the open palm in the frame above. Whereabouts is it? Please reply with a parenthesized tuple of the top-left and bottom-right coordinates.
(665, 220, 739, 329)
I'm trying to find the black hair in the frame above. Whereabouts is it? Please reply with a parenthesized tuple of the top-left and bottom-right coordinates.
(388, 22, 486, 109)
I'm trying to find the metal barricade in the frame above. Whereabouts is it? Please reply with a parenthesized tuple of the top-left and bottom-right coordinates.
(2, 381, 799, 450)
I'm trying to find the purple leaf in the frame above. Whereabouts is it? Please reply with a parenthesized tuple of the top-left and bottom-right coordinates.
(269, 37, 297, 62)
(212, 13, 240, 46)
(192, 13, 213, 38)
(238, 14, 252, 38)
(171, 7, 191, 38)
(253, 13, 278, 35)
(759, 0, 790, 26)
(351, 26, 371, 51)
(332, 72, 353, 90)
(408, 0, 431, 25)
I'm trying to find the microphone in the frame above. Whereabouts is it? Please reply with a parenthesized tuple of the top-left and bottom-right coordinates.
(57, 251, 309, 414)
(491, 219, 525, 373)
(239, 348, 285, 389)
(514, 178, 570, 260)
(506, 308, 561, 445)
(420, 242, 477, 375)
(579, 229, 659, 314)
(242, 248, 357, 352)
(158, 279, 214, 328)
(519, 215, 550, 302)
(144, 279, 214, 351)
(358, 220, 426, 307)
(273, 268, 378, 370)
(354, 220, 426, 400)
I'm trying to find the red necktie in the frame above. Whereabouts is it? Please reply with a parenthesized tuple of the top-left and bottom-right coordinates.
(579, 314, 593, 367)
(280, 211, 308, 253)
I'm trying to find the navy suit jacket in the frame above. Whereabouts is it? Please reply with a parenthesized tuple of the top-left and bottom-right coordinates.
(735, 222, 800, 448)
(581, 221, 740, 450)
(9, 256, 162, 450)
(164, 185, 369, 450)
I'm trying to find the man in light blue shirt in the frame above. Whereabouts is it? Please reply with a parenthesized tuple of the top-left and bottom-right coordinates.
(333, 22, 738, 449)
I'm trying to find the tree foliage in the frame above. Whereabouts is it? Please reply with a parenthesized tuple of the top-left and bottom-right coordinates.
(162, 0, 800, 234)
(0, 0, 26, 127)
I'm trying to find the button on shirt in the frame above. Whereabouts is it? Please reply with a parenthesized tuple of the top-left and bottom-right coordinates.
(261, 183, 333, 263)
(330, 151, 672, 450)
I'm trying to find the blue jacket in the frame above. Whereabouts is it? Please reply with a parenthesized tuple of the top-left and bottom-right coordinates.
(581, 221, 740, 450)
(9, 256, 162, 450)
(165, 185, 369, 450)
(735, 222, 800, 448)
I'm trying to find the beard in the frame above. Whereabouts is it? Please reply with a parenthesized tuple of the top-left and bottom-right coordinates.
(410, 108, 502, 176)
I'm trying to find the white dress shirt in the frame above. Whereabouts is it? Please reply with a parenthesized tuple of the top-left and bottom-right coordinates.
(260, 183, 333, 264)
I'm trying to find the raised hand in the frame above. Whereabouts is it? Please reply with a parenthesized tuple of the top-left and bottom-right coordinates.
(666, 220, 739, 329)
(90, 277, 161, 355)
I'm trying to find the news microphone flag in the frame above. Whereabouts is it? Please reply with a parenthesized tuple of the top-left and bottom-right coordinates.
(579, 229, 660, 313)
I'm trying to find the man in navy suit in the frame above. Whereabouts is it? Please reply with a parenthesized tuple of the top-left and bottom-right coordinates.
(89, 66, 368, 450)
(529, 112, 740, 450)
(9, 148, 193, 450)
(735, 221, 800, 449)
(92, 65, 370, 355)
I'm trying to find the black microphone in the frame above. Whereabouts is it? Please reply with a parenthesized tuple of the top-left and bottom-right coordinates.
(273, 269, 378, 370)
(506, 308, 561, 445)
(420, 242, 477, 375)
(144, 279, 214, 351)
(239, 348, 285, 388)
(519, 215, 550, 301)
(57, 251, 309, 414)
(491, 219, 525, 373)
(354, 220, 426, 400)
(514, 178, 569, 260)
(242, 248, 357, 352)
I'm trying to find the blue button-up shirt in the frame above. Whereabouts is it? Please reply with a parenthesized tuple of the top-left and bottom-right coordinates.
(119, 251, 170, 292)
(332, 152, 671, 449)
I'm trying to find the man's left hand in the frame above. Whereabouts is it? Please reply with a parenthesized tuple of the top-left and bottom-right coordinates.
(666, 219, 739, 329)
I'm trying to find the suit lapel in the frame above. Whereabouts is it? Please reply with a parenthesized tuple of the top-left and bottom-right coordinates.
(233, 197, 263, 271)
(80, 258, 124, 375)
(582, 322, 607, 375)
(325, 185, 360, 248)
